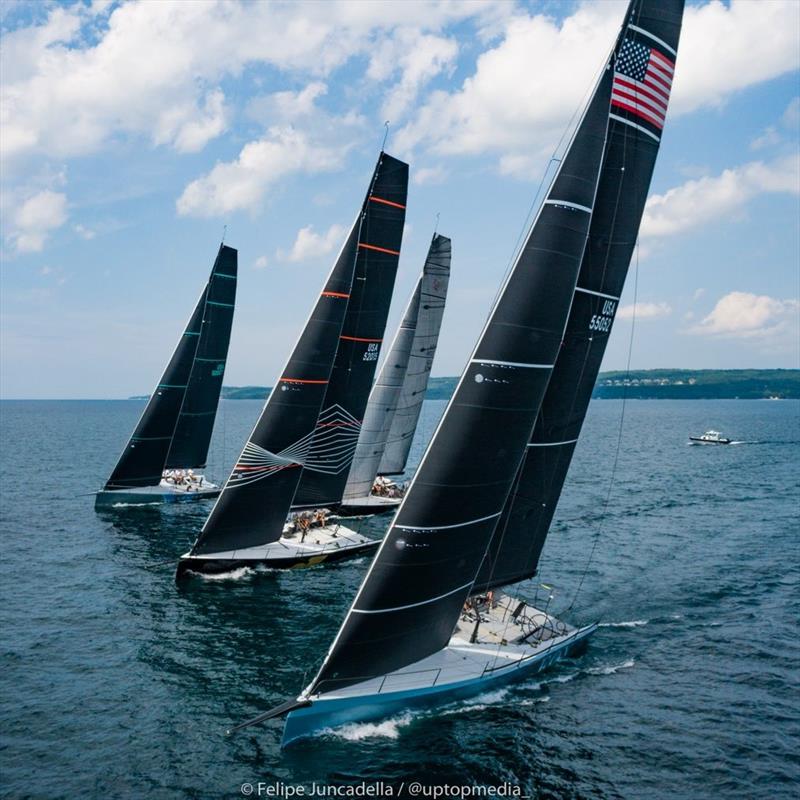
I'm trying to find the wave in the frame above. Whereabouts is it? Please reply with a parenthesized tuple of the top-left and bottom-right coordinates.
(196, 566, 256, 581)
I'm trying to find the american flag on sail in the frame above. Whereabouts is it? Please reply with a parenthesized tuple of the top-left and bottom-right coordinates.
(611, 37, 674, 130)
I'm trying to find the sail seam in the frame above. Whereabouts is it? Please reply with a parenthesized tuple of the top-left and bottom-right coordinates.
(351, 581, 474, 615)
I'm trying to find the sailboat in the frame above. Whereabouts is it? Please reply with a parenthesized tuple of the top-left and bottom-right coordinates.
(176, 152, 408, 579)
(338, 233, 451, 516)
(95, 244, 237, 507)
(227, 0, 684, 744)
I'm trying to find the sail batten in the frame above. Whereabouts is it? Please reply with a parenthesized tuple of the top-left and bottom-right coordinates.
(473, 0, 684, 595)
(188, 153, 408, 557)
(308, 57, 615, 693)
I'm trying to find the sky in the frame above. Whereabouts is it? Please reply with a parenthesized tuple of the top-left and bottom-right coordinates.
(1, 0, 798, 399)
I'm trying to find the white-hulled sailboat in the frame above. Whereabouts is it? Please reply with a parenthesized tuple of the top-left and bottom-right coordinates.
(176, 152, 408, 579)
(227, 0, 684, 743)
(338, 233, 451, 516)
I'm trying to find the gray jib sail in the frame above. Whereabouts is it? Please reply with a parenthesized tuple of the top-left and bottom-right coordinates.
(308, 66, 614, 694)
(378, 234, 451, 477)
(188, 155, 391, 557)
(342, 233, 451, 500)
(473, 0, 684, 594)
(104, 244, 237, 490)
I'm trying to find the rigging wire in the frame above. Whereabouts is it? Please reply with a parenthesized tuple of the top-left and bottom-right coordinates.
(567, 237, 640, 612)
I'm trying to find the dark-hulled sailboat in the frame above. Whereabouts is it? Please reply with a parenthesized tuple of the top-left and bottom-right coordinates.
(176, 152, 408, 579)
(339, 233, 451, 516)
(227, 0, 683, 743)
(95, 244, 237, 507)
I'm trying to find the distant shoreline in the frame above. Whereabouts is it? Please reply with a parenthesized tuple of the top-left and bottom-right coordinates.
(123, 368, 798, 401)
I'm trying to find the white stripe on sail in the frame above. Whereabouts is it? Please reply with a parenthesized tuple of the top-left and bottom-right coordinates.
(609, 113, 660, 143)
(351, 581, 474, 615)
(627, 23, 677, 57)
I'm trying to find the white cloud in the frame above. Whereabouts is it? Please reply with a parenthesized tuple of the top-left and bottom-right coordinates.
(7, 190, 68, 253)
(73, 224, 96, 240)
(253, 255, 268, 270)
(640, 154, 800, 240)
(691, 292, 800, 340)
(0, 0, 492, 166)
(176, 127, 341, 217)
(280, 223, 347, 264)
(617, 302, 672, 321)
(671, 1, 800, 115)
(413, 166, 448, 186)
(396, 0, 800, 171)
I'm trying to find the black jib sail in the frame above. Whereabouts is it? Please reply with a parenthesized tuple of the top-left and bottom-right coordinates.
(378, 234, 451, 477)
(473, 0, 684, 594)
(104, 244, 237, 490)
(187, 153, 406, 557)
(342, 233, 451, 499)
(291, 155, 409, 510)
(308, 66, 614, 693)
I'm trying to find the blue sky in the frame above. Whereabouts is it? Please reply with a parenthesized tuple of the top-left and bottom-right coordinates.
(1, 0, 798, 399)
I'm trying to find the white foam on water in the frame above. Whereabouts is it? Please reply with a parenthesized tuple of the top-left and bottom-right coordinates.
(518, 696, 550, 706)
(586, 659, 635, 676)
(326, 711, 413, 741)
(547, 671, 580, 685)
(440, 688, 511, 716)
(197, 566, 255, 581)
(111, 502, 161, 508)
(598, 619, 649, 628)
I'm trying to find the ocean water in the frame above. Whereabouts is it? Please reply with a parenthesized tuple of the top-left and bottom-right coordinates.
(1, 398, 798, 799)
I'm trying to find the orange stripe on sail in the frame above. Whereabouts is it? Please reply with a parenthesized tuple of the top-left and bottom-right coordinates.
(340, 335, 383, 342)
(369, 196, 406, 210)
(358, 242, 401, 256)
(280, 378, 329, 384)
(321, 291, 350, 299)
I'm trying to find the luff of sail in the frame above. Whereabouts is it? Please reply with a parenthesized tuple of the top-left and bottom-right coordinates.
(186, 153, 402, 557)
(291, 155, 409, 510)
(104, 244, 237, 490)
(307, 67, 614, 694)
(473, 0, 684, 594)
(342, 233, 451, 500)
(378, 234, 451, 477)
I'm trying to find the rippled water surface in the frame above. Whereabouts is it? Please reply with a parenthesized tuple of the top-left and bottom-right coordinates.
(2, 398, 798, 799)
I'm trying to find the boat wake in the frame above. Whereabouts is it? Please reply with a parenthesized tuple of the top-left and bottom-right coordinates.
(323, 712, 413, 742)
(598, 619, 649, 628)
(111, 502, 162, 508)
(586, 659, 635, 676)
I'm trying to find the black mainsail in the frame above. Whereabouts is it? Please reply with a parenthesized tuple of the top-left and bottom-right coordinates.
(342, 233, 451, 500)
(291, 155, 409, 510)
(378, 234, 451, 477)
(104, 244, 237, 490)
(308, 66, 614, 692)
(473, 0, 684, 593)
(185, 153, 406, 558)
